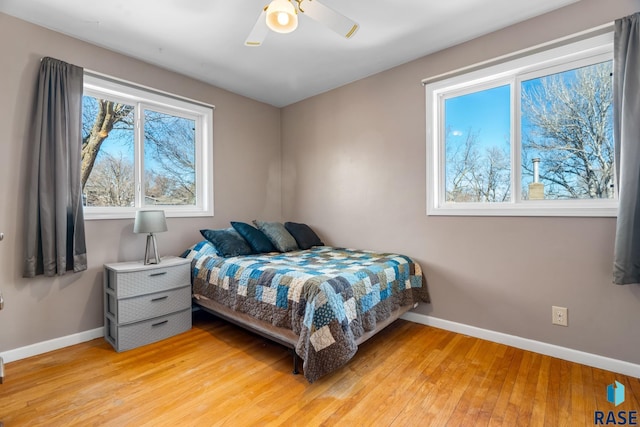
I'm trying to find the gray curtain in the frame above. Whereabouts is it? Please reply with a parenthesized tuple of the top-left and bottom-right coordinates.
(613, 13, 640, 285)
(23, 57, 87, 278)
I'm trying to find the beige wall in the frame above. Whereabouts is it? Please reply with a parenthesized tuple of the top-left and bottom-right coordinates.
(282, 0, 640, 365)
(0, 13, 281, 352)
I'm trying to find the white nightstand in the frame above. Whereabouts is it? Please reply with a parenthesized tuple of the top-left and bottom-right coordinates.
(103, 256, 192, 352)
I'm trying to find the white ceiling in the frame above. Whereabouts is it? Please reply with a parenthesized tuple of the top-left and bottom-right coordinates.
(1, 0, 578, 107)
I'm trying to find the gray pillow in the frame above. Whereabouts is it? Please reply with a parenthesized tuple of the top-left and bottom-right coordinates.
(253, 220, 299, 252)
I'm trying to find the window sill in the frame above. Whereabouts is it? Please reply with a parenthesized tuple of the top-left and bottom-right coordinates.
(83, 207, 213, 220)
(427, 201, 618, 217)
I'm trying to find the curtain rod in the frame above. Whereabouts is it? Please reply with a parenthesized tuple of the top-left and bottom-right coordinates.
(84, 69, 216, 110)
(39, 57, 216, 109)
(421, 22, 614, 86)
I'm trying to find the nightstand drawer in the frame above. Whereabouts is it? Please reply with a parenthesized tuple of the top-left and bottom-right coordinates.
(107, 286, 191, 324)
(106, 262, 190, 298)
(109, 308, 191, 352)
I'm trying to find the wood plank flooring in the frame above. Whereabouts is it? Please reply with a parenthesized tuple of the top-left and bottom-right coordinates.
(1, 310, 638, 426)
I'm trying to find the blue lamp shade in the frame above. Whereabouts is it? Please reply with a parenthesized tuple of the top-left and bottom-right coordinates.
(134, 210, 168, 264)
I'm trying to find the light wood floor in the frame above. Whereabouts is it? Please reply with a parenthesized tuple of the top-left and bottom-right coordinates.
(1, 311, 638, 426)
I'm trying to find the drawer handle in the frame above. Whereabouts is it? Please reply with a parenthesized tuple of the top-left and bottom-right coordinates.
(151, 296, 168, 302)
(152, 320, 168, 327)
(149, 272, 167, 277)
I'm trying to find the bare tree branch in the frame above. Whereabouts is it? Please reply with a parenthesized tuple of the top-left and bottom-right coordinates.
(521, 62, 613, 199)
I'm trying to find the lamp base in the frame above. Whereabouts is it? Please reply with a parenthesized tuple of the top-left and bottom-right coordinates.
(144, 233, 161, 265)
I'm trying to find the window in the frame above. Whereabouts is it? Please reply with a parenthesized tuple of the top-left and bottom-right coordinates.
(426, 33, 616, 216)
(82, 74, 213, 219)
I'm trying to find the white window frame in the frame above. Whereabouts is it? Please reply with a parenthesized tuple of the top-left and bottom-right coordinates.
(83, 73, 214, 220)
(425, 33, 617, 217)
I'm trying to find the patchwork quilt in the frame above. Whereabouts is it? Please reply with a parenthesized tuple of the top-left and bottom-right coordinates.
(184, 241, 429, 382)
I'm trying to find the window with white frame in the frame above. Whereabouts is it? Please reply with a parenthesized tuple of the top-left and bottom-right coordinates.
(425, 33, 616, 216)
(82, 74, 213, 219)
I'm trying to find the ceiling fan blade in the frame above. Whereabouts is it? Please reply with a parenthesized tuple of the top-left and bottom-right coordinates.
(297, 0, 359, 39)
(245, 8, 269, 47)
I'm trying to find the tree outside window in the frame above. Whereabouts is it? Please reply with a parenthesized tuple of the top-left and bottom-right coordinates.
(520, 61, 613, 200)
(80, 75, 212, 219)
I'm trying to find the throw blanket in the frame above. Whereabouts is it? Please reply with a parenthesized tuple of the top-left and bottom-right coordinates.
(185, 242, 429, 382)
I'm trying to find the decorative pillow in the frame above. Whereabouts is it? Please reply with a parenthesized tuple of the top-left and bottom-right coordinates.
(180, 240, 218, 261)
(284, 222, 324, 250)
(200, 228, 252, 257)
(230, 221, 276, 254)
(253, 220, 299, 252)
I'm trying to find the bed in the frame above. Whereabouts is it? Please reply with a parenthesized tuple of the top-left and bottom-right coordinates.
(182, 240, 430, 382)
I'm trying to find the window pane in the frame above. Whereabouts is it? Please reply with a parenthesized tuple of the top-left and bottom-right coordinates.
(444, 85, 511, 203)
(82, 96, 135, 207)
(143, 110, 196, 206)
(521, 61, 614, 200)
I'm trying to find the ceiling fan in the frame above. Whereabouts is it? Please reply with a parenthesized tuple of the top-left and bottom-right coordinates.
(245, 0, 359, 46)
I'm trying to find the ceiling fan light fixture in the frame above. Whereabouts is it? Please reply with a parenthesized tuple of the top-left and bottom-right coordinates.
(266, 0, 298, 34)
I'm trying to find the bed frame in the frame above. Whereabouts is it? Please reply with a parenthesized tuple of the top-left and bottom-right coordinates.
(193, 295, 417, 375)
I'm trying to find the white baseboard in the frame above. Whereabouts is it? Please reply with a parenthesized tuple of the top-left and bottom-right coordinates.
(401, 312, 640, 379)
(0, 327, 104, 363)
(2, 315, 639, 379)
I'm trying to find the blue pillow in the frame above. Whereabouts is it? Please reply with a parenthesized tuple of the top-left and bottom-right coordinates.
(284, 222, 324, 250)
(200, 228, 252, 257)
(231, 221, 276, 253)
(253, 220, 299, 252)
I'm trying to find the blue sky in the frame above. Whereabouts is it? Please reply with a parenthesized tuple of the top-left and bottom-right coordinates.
(444, 84, 511, 150)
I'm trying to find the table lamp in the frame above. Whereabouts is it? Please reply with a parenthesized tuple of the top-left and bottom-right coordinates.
(133, 210, 168, 265)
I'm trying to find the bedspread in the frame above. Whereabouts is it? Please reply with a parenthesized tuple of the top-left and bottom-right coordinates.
(187, 244, 429, 382)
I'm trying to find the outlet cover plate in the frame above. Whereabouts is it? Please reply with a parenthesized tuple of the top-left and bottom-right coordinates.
(552, 306, 568, 326)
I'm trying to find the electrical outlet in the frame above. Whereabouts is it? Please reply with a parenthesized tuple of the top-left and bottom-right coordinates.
(552, 306, 568, 326)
